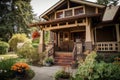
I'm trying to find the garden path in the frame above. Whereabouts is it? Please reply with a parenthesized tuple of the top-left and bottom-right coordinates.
(31, 66, 62, 80)
(31, 65, 76, 80)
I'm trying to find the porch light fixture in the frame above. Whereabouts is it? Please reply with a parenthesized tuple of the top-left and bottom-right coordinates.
(65, 38, 69, 41)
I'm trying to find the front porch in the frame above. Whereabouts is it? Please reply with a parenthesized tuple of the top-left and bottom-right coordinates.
(38, 13, 120, 66)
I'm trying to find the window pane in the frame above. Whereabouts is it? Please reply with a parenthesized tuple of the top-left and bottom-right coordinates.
(74, 8, 83, 15)
(65, 10, 72, 17)
(56, 12, 63, 18)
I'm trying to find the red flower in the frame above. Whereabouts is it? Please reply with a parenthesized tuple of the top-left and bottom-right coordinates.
(32, 31, 40, 39)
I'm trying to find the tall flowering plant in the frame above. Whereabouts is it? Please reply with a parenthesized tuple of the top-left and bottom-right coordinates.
(11, 62, 30, 77)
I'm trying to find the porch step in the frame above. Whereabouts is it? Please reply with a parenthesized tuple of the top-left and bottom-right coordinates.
(54, 52, 74, 66)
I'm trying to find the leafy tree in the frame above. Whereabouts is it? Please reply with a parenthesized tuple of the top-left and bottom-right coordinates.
(97, 0, 119, 6)
(0, 0, 33, 41)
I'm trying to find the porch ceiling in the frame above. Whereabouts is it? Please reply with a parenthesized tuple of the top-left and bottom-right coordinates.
(51, 25, 85, 32)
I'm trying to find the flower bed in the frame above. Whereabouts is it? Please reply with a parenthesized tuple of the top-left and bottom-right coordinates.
(0, 59, 35, 80)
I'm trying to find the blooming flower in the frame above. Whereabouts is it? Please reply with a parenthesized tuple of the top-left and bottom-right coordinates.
(11, 62, 30, 73)
(32, 30, 40, 39)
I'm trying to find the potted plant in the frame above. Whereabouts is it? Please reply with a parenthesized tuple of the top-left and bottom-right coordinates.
(11, 62, 35, 80)
(44, 57, 54, 66)
(54, 70, 71, 80)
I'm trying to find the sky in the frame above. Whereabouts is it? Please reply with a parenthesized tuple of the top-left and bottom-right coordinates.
(31, 0, 96, 16)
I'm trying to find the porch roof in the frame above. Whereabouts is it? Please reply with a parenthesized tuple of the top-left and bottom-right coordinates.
(29, 13, 101, 27)
(102, 6, 120, 22)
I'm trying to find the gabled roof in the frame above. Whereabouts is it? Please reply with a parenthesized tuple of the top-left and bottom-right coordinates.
(102, 6, 120, 22)
(40, 0, 105, 18)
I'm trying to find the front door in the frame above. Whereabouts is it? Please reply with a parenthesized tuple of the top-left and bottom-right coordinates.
(72, 32, 85, 43)
(59, 32, 70, 51)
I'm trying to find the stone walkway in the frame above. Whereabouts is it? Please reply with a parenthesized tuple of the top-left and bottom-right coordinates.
(31, 66, 77, 80)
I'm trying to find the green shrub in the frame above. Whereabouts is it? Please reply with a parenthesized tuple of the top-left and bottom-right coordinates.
(44, 57, 54, 64)
(32, 43, 39, 48)
(25, 69, 35, 79)
(17, 42, 39, 63)
(32, 38, 39, 43)
(8, 33, 29, 51)
(54, 70, 71, 80)
(0, 58, 17, 80)
(0, 41, 9, 54)
(74, 51, 120, 80)
(96, 53, 119, 63)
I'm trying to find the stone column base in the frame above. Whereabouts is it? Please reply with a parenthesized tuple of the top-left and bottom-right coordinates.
(118, 42, 120, 52)
(85, 42, 92, 51)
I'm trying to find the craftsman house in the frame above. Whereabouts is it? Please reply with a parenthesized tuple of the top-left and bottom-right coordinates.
(30, 0, 120, 65)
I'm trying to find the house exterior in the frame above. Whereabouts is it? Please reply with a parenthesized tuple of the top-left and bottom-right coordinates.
(30, 0, 120, 65)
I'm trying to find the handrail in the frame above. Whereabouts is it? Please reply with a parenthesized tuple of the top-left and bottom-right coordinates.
(72, 43, 77, 61)
(47, 46, 54, 57)
(47, 42, 55, 57)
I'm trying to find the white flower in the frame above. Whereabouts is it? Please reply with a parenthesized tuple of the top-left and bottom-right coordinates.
(4, 70, 7, 73)
(0, 70, 3, 73)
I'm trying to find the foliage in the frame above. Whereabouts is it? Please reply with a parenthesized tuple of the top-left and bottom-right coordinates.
(25, 69, 35, 79)
(0, 41, 9, 54)
(0, 0, 34, 41)
(8, 33, 29, 51)
(17, 41, 39, 63)
(32, 37, 39, 48)
(74, 51, 120, 80)
(44, 31, 50, 44)
(0, 58, 17, 80)
(96, 53, 119, 63)
(0, 58, 35, 80)
(54, 70, 71, 80)
(97, 0, 119, 6)
(44, 57, 54, 64)
(32, 38, 39, 43)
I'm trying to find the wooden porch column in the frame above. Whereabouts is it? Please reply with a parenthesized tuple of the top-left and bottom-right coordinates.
(58, 32, 60, 47)
(49, 31, 54, 43)
(85, 18, 92, 50)
(38, 30, 45, 53)
(91, 28, 94, 45)
(116, 24, 120, 52)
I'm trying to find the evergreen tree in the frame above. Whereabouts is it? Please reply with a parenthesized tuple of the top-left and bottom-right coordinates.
(0, 0, 33, 41)
(97, 0, 119, 6)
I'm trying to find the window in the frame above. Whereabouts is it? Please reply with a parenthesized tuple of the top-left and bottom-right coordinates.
(56, 12, 63, 18)
(65, 10, 72, 17)
(74, 8, 83, 15)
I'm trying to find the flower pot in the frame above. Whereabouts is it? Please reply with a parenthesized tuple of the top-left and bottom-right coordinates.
(45, 63, 52, 66)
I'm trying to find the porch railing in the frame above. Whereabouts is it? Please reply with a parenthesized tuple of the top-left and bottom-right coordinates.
(46, 42, 55, 57)
(96, 42, 119, 51)
(72, 43, 77, 61)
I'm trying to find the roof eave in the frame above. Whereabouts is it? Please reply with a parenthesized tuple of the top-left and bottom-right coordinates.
(39, 0, 105, 19)
(71, 0, 105, 8)
(39, 0, 65, 18)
